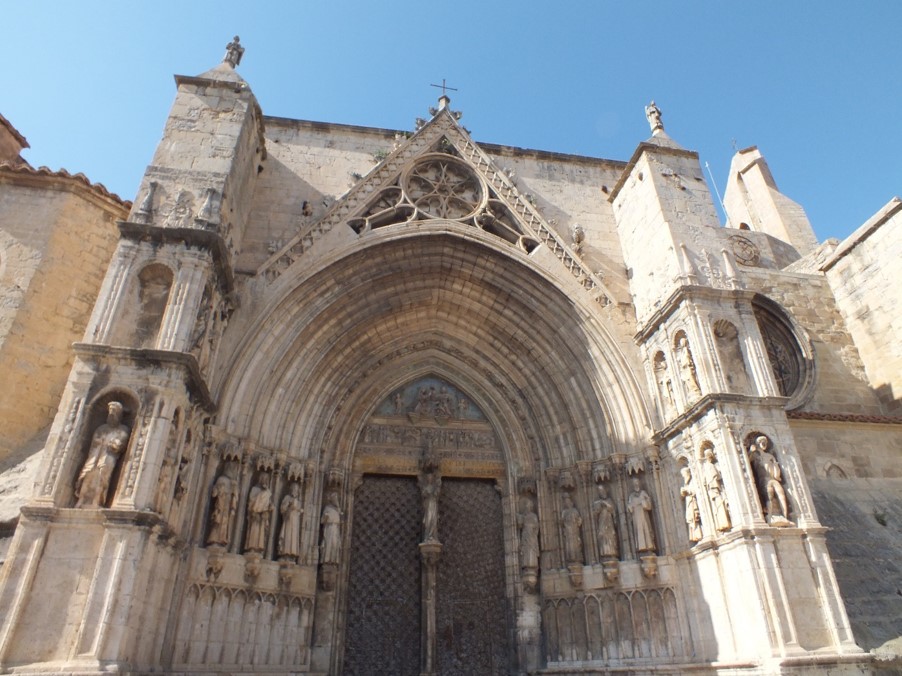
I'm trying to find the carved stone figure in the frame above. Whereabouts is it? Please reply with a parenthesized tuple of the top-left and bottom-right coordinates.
(457, 396, 469, 418)
(414, 386, 431, 414)
(393, 391, 404, 414)
(223, 35, 244, 68)
(645, 100, 664, 133)
(677, 336, 702, 399)
(702, 448, 732, 532)
(207, 462, 238, 547)
(592, 483, 619, 559)
(278, 482, 303, 560)
(75, 401, 131, 508)
(320, 491, 342, 565)
(435, 386, 453, 417)
(560, 492, 583, 565)
(419, 461, 442, 543)
(244, 474, 274, 554)
(680, 467, 702, 542)
(627, 477, 656, 553)
(750, 435, 790, 524)
(654, 354, 675, 417)
(519, 497, 540, 572)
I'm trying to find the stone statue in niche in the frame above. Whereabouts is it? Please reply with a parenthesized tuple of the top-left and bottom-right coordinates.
(244, 473, 274, 554)
(320, 491, 342, 565)
(653, 354, 676, 418)
(560, 492, 583, 565)
(392, 391, 404, 414)
(278, 482, 303, 561)
(749, 435, 791, 526)
(419, 451, 442, 543)
(592, 483, 619, 559)
(207, 461, 238, 547)
(518, 496, 540, 592)
(701, 447, 732, 532)
(679, 467, 702, 543)
(627, 476, 656, 553)
(677, 336, 702, 399)
(75, 401, 131, 508)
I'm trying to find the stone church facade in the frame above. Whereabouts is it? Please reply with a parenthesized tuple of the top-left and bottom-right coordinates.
(0, 41, 900, 674)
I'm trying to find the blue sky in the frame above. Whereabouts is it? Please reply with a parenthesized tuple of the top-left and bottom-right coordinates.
(4, 2, 900, 242)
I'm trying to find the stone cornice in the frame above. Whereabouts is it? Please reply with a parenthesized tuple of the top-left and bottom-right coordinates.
(118, 221, 234, 294)
(652, 394, 789, 445)
(634, 284, 755, 342)
(72, 343, 216, 412)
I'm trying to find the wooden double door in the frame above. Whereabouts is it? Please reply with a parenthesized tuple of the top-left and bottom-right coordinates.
(343, 475, 510, 674)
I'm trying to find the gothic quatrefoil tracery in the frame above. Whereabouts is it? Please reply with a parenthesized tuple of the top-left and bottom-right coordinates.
(348, 150, 540, 254)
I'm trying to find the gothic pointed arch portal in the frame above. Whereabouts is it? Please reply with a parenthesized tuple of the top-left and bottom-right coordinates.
(342, 375, 511, 675)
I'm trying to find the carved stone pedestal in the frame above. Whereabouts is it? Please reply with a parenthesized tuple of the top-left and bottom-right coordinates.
(601, 557, 620, 584)
(319, 561, 338, 591)
(567, 563, 584, 588)
(639, 553, 658, 579)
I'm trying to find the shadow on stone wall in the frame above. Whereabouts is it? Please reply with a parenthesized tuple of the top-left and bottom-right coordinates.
(809, 478, 902, 663)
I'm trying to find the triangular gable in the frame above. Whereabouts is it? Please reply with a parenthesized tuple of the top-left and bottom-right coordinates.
(260, 107, 613, 305)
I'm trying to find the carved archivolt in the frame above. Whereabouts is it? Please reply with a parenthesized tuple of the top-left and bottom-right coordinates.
(348, 151, 539, 254)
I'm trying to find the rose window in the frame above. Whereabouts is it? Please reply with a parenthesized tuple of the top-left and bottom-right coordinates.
(401, 154, 486, 220)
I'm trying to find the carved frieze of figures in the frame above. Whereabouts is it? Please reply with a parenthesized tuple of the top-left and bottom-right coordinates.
(701, 446, 732, 532)
(75, 401, 131, 508)
(207, 461, 238, 547)
(676, 335, 702, 400)
(244, 474, 274, 554)
(627, 477, 656, 554)
(560, 492, 583, 565)
(278, 482, 303, 561)
(592, 483, 619, 559)
(748, 434, 792, 526)
(679, 467, 702, 543)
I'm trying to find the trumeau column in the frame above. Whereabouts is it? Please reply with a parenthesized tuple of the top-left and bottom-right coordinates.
(614, 104, 864, 667)
(0, 39, 264, 674)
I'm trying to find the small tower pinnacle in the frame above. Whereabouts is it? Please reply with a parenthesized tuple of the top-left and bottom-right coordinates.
(645, 100, 664, 135)
(223, 36, 244, 68)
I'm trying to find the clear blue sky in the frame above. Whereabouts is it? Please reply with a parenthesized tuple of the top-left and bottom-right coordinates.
(4, 1, 900, 242)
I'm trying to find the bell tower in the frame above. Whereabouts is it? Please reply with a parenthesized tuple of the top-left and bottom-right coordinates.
(612, 102, 860, 667)
(0, 37, 265, 671)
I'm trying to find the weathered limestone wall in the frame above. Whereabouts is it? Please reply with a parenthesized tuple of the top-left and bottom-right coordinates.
(822, 198, 902, 414)
(0, 180, 124, 466)
(808, 474, 902, 657)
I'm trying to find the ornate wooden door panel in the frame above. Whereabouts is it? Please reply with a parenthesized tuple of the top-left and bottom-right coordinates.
(437, 478, 510, 675)
(343, 476, 422, 675)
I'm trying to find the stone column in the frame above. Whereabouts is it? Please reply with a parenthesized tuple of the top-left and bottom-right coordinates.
(419, 541, 442, 676)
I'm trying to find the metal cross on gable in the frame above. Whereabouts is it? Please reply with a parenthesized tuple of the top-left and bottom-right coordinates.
(430, 79, 458, 97)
